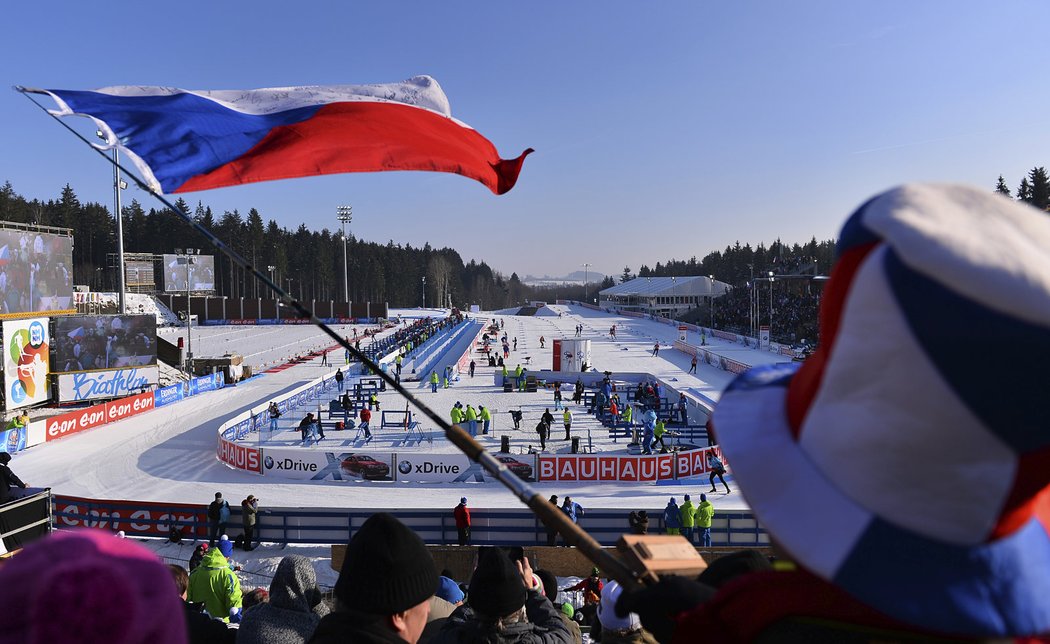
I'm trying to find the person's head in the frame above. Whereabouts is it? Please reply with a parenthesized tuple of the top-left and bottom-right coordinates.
(549, 495, 558, 504)
(460, 497, 467, 505)
(700, 493, 707, 502)
(668, 497, 676, 505)
(563, 496, 572, 506)
(168, 563, 189, 599)
(714, 184, 1050, 638)
(534, 569, 559, 604)
(0, 529, 188, 644)
(218, 537, 233, 559)
(335, 513, 437, 642)
(467, 548, 527, 621)
(597, 580, 642, 633)
(684, 494, 690, 502)
(436, 576, 465, 605)
(214, 492, 222, 500)
(590, 567, 600, 579)
(0, 452, 11, 465)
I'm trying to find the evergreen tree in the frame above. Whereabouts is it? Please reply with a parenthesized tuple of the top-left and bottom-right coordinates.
(995, 175, 1011, 197)
(1017, 177, 1033, 203)
(620, 266, 633, 283)
(1028, 167, 1050, 210)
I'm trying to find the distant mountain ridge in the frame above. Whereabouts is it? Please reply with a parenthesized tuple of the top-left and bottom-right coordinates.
(523, 269, 606, 285)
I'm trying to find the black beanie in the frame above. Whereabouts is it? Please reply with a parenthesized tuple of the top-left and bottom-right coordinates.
(335, 513, 438, 614)
(468, 548, 527, 617)
(535, 569, 558, 604)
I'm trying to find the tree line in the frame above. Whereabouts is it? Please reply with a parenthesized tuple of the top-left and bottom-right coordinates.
(0, 181, 531, 310)
(995, 167, 1050, 210)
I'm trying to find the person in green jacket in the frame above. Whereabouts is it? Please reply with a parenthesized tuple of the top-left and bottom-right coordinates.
(464, 404, 478, 437)
(188, 543, 243, 622)
(514, 364, 525, 391)
(450, 403, 463, 426)
(679, 494, 697, 543)
(479, 405, 492, 434)
(654, 419, 669, 452)
(430, 370, 439, 393)
(696, 493, 715, 547)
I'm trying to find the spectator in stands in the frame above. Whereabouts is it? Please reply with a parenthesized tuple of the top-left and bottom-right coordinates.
(169, 563, 236, 644)
(0, 529, 188, 644)
(454, 497, 471, 546)
(207, 492, 230, 546)
(562, 567, 603, 633)
(189, 543, 208, 572)
(534, 568, 583, 643)
(310, 513, 438, 643)
(560, 497, 584, 546)
(0, 452, 27, 504)
(189, 534, 244, 622)
(678, 494, 696, 543)
(663, 498, 681, 535)
(243, 588, 270, 610)
(268, 402, 281, 433)
(596, 580, 655, 643)
(238, 554, 329, 644)
(431, 547, 573, 643)
(628, 510, 649, 535)
(616, 185, 1050, 641)
(479, 405, 492, 435)
(535, 418, 548, 451)
(696, 494, 714, 547)
(241, 494, 258, 551)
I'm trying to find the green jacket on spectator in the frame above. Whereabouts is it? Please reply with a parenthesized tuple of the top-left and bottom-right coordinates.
(679, 499, 697, 528)
(451, 406, 463, 424)
(188, 548, 242, 622)
(696, 499, 714, 528)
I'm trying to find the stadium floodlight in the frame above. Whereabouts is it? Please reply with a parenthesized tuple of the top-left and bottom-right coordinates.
(337, 205, 352, 304)
(98, 129, 127, 314)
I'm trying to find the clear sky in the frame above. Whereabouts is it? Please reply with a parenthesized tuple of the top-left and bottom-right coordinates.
(2, 2, 1048, 279)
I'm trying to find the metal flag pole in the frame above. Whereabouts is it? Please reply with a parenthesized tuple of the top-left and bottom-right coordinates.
(16, 86, 644, 592)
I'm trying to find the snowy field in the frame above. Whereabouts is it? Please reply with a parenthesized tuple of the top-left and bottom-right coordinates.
(13, 305, 788, 514)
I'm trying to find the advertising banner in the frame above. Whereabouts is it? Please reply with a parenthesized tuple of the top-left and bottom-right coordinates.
(0, 425, 27, 453)
(675, 446, 728, 480)
(2, 318, 50, 410)
(217, 436, 262, 474)
(395, 452, 536, 483)
(52, 314, 157, 373)
(187, 373, 222, 396)
(45, 391, 155, 442)
(537, 454, 674, 482)
(53, 495, 208, 538)
(154, 383, 185, 407)
(0, 228, 74, 319)
(55, 366, 159, 403)
(260, 447, 394, 481)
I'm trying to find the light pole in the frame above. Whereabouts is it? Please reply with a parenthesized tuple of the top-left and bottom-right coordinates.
(267, 265, 276, 287)
(422, 275, 426, 308)
(671, 276, 677, 319)
(708, 275, 715, 331)
(581, 262, 592, 303)
(98, 130, 128, 313)
(176, 248, 197, 373)
(337, 205, 352, 303)
(768, 271, 775, 342)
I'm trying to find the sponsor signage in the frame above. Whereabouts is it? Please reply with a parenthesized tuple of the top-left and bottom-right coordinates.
(53, 495, 207, 538)
(395, 453, 535, 483)
(2, 317, 50, 410)
(260, 448, 393, 481)
(0, 426, 27, 453)
(675, 447, 728, 480)
(55, 366, 159, 403)
(45, 392, 155, 442)
(537, 454, 675, 482)
(217, 438, 262, 474)
(154, 383, 185, 407)
(187, 373, 222, 396)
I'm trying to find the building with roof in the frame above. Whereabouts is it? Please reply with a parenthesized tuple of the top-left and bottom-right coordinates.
(598, 275, 729, 318)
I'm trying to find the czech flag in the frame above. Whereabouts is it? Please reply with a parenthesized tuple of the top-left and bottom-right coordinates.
(24, 76, 532, 195)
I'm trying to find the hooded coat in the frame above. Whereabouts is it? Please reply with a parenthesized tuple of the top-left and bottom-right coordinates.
(188, 548, 242, 622)
(429, 588, 574, 644)
(679, 499, 697, 529)
(663, 501, 681, 529)
(238, 555, 330, 644)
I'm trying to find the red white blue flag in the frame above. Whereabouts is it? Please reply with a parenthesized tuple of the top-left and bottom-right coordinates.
(26, 76, 532, 195)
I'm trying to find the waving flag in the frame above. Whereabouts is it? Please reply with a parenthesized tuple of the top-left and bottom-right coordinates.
(25, 76, 532, 195)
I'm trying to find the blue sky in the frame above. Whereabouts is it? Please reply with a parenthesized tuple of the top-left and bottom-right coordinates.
(2, 2, 1048, 279)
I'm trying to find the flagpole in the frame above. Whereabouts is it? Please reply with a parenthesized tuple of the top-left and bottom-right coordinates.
(15, 86, 644, 593)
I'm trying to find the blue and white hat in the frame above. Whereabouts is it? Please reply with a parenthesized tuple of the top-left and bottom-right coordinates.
(714, 184, 1050, 637)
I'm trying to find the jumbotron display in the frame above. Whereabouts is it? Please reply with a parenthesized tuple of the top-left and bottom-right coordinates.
(52, 315, 157, 373)
(0, 227, 74, 319)
(161, 254, 215, 292)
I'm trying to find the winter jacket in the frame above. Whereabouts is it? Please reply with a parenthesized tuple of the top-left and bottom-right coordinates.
(454, 502, 471, 529)
(679, 500, 696, 528)
(480, 407, 492, 422)
(242, 499, 258, 528)
(563, 410, 572, 425)
(183, 600, 237, 644)
(187, 548, 242, 622)
(623, 406, 633, 424)
(208, 499, 231, 524)
(360, 408, 372, 424)
(663, 502, 681, 529)
(628, 511, 649, 535)
(0, 463, 26, 504)
(561, 502, 583, 524)
(429, 588, 574, 644)
(308, 610, 406, 643)
(642, 410, 657, 431)
(696, 500, 714, 528)
(238, 555, 330, 644)
(465, 406, 478, 422)
(654, 421, 666, 439)
(451, 407, 463, 424)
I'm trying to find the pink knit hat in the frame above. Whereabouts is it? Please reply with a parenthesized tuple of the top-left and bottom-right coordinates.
(0, 529, 188, 644)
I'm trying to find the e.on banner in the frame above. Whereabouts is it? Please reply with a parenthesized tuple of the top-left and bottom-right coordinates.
(45, 391, 156, 442)
(53, 495, 207, 538)
(538, 454, 675, 482)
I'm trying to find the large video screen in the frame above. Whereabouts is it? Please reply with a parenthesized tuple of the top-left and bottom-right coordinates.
(0, 228, 74, 319)
(52, 315, 157, 373)
(162, 254, 215, 292)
